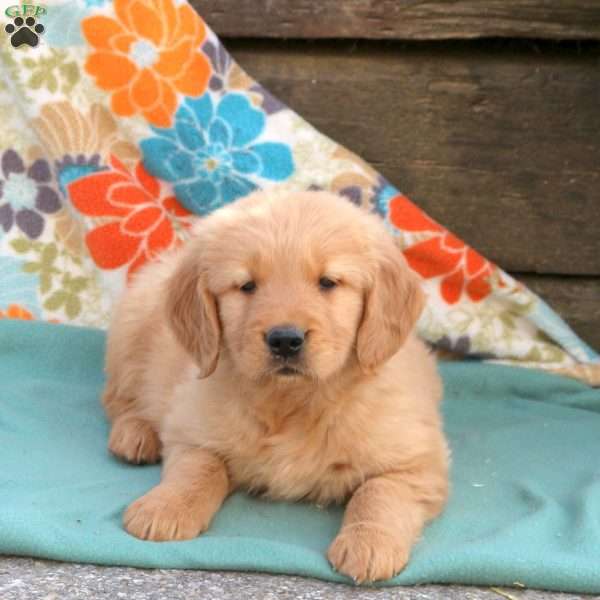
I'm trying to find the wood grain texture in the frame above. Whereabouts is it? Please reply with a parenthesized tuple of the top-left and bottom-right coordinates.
(192, 1, 600, 41)
(227, 40, 600, 275)
(518, 274, 600, 350)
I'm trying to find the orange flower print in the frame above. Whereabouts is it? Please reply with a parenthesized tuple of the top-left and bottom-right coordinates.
(68, 156, 192, 277)
(82, 0, 211, 127)
(389, 194, 495, 304)
(0, 304, 34, 320)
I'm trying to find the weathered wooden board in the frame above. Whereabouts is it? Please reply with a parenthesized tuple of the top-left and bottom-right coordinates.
(192, 1, 600, 41)
(519, 274, 600, 350)
(228, 40, 600, 276)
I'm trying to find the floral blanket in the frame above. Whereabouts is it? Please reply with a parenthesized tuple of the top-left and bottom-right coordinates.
(0, 0, 598, 383)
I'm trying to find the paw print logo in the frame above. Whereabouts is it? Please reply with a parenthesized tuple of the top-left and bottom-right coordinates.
(5, 16, 45, 48)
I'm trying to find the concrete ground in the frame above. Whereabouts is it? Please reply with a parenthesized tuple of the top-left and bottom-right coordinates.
(0, 557, 591, 600)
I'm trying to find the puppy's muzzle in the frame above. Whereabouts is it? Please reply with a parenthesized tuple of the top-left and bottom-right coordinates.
(265, 326, 304, 360)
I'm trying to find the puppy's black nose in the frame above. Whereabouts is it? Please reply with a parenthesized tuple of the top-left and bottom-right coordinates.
(266, 326, 305, 358)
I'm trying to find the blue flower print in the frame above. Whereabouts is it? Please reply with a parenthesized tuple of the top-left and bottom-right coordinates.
(43, 0, 99, 48)
(373, 176, 400, 217)
(141, 93, 294, 215)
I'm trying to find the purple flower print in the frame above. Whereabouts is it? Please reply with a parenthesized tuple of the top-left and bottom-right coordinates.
(203, 39, 285, 115)
(0, 150, 61, 239)
(434, 335, 495, 360)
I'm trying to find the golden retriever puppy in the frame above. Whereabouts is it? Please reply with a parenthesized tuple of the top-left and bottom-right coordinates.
(102, 190, 449, 583)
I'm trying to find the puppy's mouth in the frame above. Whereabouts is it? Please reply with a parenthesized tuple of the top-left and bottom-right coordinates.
(266, 358, 307, 379)
(277, 366, 302, 377)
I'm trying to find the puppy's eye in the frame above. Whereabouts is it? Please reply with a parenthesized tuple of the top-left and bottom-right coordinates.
(319, 277, 337, 290)
(240, 281, 256, 294)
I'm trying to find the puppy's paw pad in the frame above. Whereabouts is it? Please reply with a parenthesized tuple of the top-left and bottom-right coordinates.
(327, 526, 410, 584)
(124, 490, 208, 541)
(109, 417, 161, 464)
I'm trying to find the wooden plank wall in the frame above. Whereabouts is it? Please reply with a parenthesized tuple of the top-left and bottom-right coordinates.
(191, 2, 600, 350)
(193, 1, 600, 40)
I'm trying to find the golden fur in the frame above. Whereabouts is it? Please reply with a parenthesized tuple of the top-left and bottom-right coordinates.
(102, 190, 449, 583)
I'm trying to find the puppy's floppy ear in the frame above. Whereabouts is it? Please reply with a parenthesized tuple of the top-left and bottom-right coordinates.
(356, 239, 425, 373)
(165, 250, 221, 379)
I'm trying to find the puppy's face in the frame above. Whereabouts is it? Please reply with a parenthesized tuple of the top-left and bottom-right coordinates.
(216, 230, 365, 383)
(167, 191, 424, 384)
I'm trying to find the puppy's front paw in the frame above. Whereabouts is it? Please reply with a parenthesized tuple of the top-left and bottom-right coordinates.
(109, 415, 161, 464)
(124, 487, 210, 541)
(327, 525, 410, 584)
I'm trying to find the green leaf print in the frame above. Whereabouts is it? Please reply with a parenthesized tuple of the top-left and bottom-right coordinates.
(23, 262, 41, 273)
(47, 73, 58, 94)
(59, 62, 79, 88)
(41, 244, 58, 267)
(65, 295, 81, 319)
(21, 50, 81, 95)
(8, 235, 102, 323)
(39, 273, 52, 295)
(67, 277, 88, 294)
(27, 70, 45, 90)
(10, 239, 31, 254)
(44, 291, 67, 311)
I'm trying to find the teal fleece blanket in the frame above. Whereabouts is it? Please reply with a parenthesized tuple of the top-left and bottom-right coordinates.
(1, 320, 600, 593)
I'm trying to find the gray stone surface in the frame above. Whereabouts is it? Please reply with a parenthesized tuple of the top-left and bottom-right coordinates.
(0, 557, 591, 600)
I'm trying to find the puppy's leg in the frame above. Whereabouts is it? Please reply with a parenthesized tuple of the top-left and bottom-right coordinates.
(124, 444, 229, 541)
(102, 377, 134, 420)
(328, 465, 447, 583)
(101, 375, 160, 464)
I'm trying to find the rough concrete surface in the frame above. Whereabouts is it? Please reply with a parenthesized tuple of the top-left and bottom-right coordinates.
(0, 557, 592, 600)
